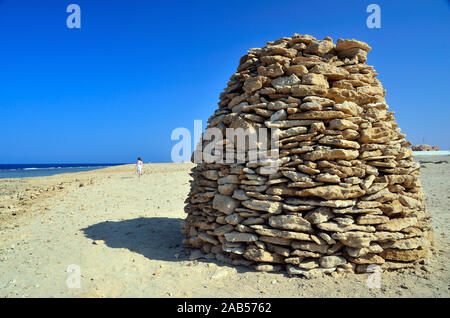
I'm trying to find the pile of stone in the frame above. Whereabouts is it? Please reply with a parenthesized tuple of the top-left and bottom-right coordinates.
(411, 144, 440, 151)
(182, 34, 433, 277)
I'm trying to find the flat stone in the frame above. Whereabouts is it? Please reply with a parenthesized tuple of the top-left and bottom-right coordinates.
(281, 170, 312, 182)
(346, 243, 383, 258)
(332, 232, 375, 248)
(381, 248, 428, 261)
(305, 207, 334, 224)
(309, 63, 349, 80)
(268, 215, 312, 232)
(271, 74, 301, 91)
(380, 237, 426, 250)
(357, 215, 390, 225)
(198, 232, 220, 245)
(285, 257, 305, 265)
(349, 253, 385, 265)
(334, 101, 362, 116)
(303, 149, 359, 161)
(287, 65, 308, 77)
(319, 255, 347, 268)
(336, 38, 371, 52)
(224, 213, 243, 225)
(222, 242, 245, 255)
(320, 199, 356, 208)
(329, 118, 358, 130)
(243, 248, 285, 263)
(298, 185, 365, 200)
(213, 194, 239, 214)
(318, 222, 375, 233)
(289, 110, 349, 120)
(243, 76, 264, 94)
(224, 231, 258, 243)
(218, 183, 238, 196)
(291, 250, 322, 258)
(232, 189, 249, 201)
(270, 109, 287, 121)
(218, 175, 240, 185)
(212, 224, 234, 236)
(302, 73, 329, 87)
(242, 199, 282, 213)
(251, 225, 312, 241)
(292, 241, 329, 254)
(297, 258, 320, 269)
(376, 217, 418, 232)
(253, 264, 283, 272)
(286, 265, 336, 278)
(317, 232, 336, 245)
(374, 231, 405, 242)
(278, 126, 309, 138)
(259, 236, 292, 246)
(314, 173, 341, 183)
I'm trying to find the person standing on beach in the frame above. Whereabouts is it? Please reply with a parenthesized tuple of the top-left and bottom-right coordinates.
(136, 157, 143, 180)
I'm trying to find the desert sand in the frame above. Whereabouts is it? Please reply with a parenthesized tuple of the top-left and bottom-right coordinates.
(0, 157, 448, 298)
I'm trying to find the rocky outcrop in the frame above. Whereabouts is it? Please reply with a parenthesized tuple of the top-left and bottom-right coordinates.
(181, 34, 433, 277)
(411, 144, 440, 151)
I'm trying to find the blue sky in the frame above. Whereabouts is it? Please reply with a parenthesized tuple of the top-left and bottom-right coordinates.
(0, 0, 449, 163)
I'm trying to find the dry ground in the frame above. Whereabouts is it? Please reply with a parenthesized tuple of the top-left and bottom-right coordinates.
(0, 158, 449, 298)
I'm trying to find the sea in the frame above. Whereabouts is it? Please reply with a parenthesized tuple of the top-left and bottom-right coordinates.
(0, 163, 125, 179)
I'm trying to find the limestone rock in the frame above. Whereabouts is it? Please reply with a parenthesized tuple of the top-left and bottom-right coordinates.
(376, 217, 418, 232)
(243, 248, 285, 263)
(268, 215, 312, 232)
(305, 207, 334, 224)
(381, 248, 428, 261)
(271, 74, 301, 92)
(299, 185, 365, 200)
(242, 199, 282, 213)
(224, 232, 258, 243)
(319, 255, 347, 268)
(213, 194, 239, 214)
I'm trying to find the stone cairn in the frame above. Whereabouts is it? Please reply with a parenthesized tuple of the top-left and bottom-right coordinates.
(182, 34, 433, 277)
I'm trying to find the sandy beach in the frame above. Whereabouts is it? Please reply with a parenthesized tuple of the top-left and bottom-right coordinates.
(0, 157, 448, 298)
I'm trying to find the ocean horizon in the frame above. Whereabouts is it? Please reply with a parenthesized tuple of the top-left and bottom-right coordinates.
(0, 163, 126, 179)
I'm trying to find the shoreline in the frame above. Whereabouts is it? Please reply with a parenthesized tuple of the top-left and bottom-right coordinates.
(0, 162, 186, 180)
(413, 151, 450, 156)
(0, 163, 128, 180)
(2, 152, 448, 180)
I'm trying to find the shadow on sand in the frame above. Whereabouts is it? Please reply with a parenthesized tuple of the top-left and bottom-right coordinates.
(81, 217, 254, 273)
(82, 217, 185, 262)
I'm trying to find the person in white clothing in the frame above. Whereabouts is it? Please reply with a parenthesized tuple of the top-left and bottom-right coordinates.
(136, 157, 143, 179)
